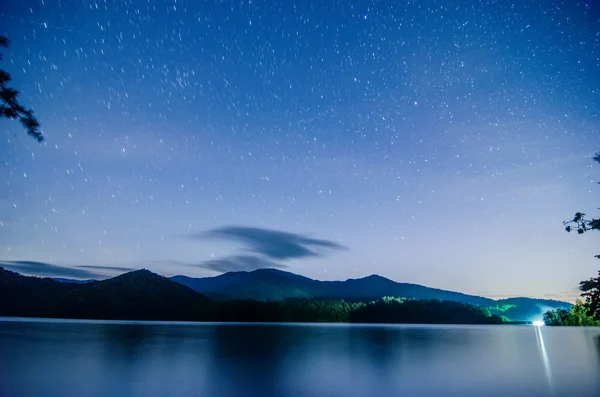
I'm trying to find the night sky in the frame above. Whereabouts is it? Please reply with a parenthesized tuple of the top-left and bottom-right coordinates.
(1, 0, 599, 301)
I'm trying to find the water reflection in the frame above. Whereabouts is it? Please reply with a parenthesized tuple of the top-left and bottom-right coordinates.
(1, 320, 600, 397)
(594, 334, 600, 362)
(203, 325, 292, 397)
(98, 323, 155, 357)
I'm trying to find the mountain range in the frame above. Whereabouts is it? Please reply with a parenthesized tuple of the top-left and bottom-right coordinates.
(50, 267, 570, 321)
(1, 266, 516, 324)
(169, 268, 570, 321)
(0, 267, 209, 320)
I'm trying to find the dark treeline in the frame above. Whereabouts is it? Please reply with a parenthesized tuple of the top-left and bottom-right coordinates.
(0, 268, 504, 324)
(544, 153, 600, 327)
(351, 297, 504, 324)
(543, 300, 600, 326)
(211, 297, 502, 324)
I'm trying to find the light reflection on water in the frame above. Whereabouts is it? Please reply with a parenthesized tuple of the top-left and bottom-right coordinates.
(535, 325, 553, 394)
(0, 319, 599, 397)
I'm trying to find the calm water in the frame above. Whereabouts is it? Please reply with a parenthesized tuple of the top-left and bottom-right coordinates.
(1, 318, 600, 397)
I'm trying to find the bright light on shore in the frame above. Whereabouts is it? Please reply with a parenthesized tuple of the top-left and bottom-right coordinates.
(533, 321, 545, 327)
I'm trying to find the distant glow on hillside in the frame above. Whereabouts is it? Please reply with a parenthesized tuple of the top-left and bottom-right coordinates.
(532, 321, 545, 327)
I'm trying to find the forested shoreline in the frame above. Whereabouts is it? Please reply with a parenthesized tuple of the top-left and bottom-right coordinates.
(203, 297, 505, 324)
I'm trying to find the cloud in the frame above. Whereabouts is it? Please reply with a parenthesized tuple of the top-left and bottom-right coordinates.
(542, 288, 581, 304)
(199, 255, 286, 273)
(76, 265, 133, 272)
(197, 226, 346, 260)
(0, 260, 104, 279)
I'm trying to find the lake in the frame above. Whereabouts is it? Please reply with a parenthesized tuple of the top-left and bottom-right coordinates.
(0, 318, 599, 397)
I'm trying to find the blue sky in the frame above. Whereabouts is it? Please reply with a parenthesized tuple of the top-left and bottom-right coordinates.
(0, 0, 598, 301)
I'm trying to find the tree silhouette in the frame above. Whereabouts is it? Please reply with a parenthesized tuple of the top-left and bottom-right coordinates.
(0, 36, 43, 142)
(564, 153, 600, 318)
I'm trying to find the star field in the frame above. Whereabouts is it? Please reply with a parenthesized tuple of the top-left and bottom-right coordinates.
(1, 0, 599, 301)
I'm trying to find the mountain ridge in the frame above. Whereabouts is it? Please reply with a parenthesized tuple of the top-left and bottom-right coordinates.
(52, 267, 572, 309)
(169, 267, 570, 320)
(0, 266, 209, 320)
(1, 266, 571, 322)
(169, 268, 513, 301)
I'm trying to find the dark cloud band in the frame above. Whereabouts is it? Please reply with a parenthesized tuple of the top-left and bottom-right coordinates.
(0, 260, 103, 279)
(199, 255, 286, 273)
(196, 226, 346, 260)
(77, 265, 134, 272)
